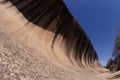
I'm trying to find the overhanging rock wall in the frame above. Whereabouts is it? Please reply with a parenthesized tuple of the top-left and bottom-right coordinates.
(1, 0, 117, 80)
(2, 0, 100, 67)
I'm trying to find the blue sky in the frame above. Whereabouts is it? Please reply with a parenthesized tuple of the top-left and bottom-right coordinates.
(64, 0, 120, 66)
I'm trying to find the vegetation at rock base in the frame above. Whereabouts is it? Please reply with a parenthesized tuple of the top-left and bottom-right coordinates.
(106, 26, 120, 72)
(106, 56, 120, 72)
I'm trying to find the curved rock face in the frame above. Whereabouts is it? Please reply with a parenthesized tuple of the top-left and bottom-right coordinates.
(2, 0, 99, 67)
(0, 0, 119, 80)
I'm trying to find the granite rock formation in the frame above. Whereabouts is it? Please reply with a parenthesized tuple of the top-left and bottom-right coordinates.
(0, 0, 120, 80)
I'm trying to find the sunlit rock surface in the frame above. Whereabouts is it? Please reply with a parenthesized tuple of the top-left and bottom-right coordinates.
(0, 0, 120, 80)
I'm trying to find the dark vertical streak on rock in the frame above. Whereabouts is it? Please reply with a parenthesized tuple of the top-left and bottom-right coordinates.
(12, 0, 24, 5)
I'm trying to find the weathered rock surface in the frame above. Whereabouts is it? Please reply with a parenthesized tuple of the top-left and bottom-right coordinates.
(0, 0, 120, 80)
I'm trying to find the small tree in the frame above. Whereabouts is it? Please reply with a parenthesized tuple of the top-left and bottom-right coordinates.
(112, 23, 120, 58)
(106, 58, 113, 69)
(106, 23, 120, 71)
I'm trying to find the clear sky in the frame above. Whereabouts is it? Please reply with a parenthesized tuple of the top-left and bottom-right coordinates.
(64, 0, 120, 66)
